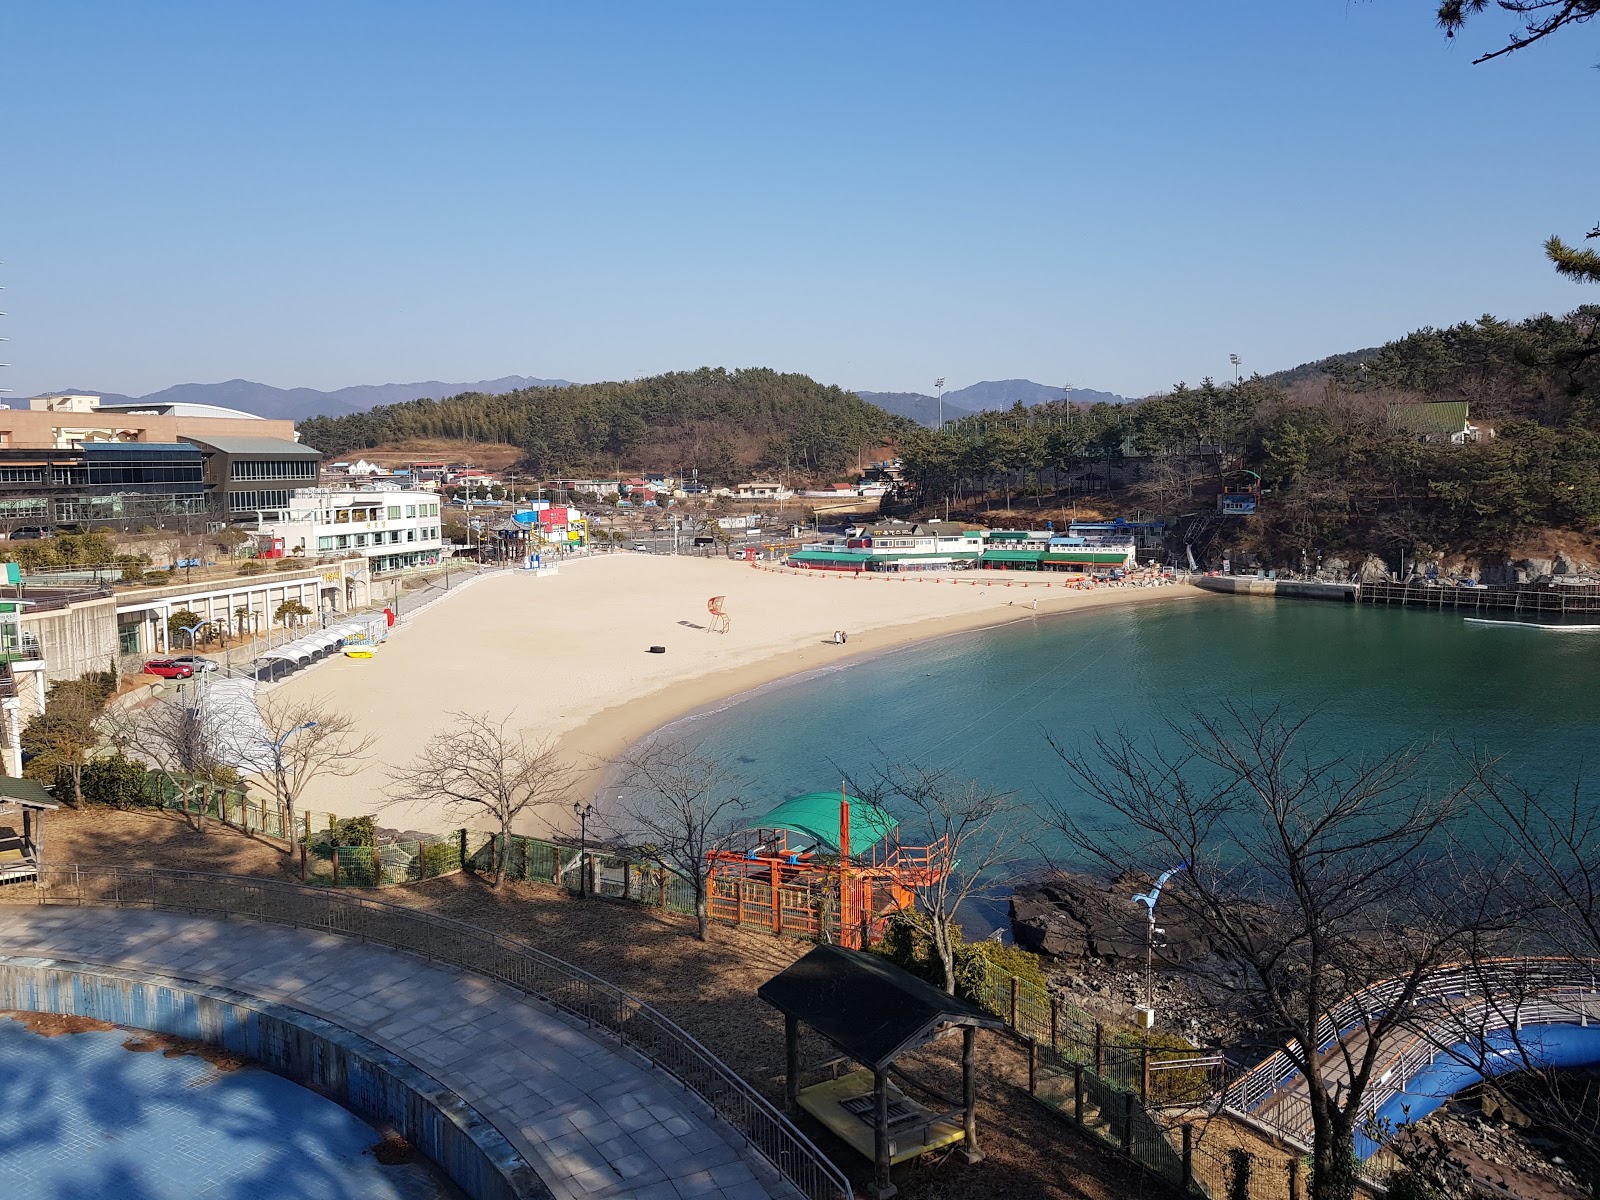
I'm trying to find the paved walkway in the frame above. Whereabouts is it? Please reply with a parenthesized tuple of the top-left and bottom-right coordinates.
(0, 907, 789, 1200)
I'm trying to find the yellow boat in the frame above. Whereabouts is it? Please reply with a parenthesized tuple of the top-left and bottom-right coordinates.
(343, 646, 375, 659)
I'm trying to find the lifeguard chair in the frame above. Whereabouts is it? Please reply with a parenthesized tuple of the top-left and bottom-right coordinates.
(707, 595, 730, 634)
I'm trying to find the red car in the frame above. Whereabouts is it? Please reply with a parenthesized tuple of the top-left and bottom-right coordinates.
(143, 658, 195, 679)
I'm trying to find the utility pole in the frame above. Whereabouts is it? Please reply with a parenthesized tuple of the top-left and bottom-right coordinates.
(934, 377, 946, 430)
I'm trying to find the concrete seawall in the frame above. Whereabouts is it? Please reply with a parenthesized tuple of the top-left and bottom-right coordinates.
(1195, 576, 1359, 603)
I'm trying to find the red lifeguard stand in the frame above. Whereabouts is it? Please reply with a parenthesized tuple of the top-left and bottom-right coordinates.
(707, 595, 730, 634)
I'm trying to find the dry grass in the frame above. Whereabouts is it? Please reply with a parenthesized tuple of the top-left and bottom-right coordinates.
(32, 808, 1177, 1200)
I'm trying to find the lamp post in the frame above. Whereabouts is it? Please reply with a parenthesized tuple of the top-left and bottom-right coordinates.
(934, 377, 946, 430)
(572, 801, 595, 898)
(1229, 353, 1242, 385)
(1130, 862, 1187, 1029)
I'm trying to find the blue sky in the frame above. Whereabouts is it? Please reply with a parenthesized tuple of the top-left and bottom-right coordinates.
(4, 2, 1596, 400)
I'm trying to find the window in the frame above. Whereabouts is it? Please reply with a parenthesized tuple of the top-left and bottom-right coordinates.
(230, 459, 317, 481)
(388, 506, 401, 520)
(405, 505, 416, 518)
(227, 489, 292, 512)
(334, 510, 350, 523)
(406, 529, 415, 542)
(0, 467, 43, 484)
(354, 534, 368, 547)
(317, 536, 334, 551)
(335, 535, 349, 550)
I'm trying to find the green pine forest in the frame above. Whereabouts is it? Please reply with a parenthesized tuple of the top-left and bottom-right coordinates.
(296, 367, 906, 481)
(297, 308, 1600, 565)
(895, 306, 1600, 566)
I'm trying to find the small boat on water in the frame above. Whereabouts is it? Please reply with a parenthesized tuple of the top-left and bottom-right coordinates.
(1463, 618, 1600, 632)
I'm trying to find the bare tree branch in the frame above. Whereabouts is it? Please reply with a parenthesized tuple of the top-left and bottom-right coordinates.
(608, 738, 746, 941)
(389, 711, 571, 887)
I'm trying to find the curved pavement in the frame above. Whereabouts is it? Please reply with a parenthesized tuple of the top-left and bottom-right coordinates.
(0, 906, 791, 1200)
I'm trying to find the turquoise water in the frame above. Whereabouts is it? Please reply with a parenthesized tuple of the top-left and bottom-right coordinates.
(679, 596, 1600, 868)
(0, 1018, 456, 1200)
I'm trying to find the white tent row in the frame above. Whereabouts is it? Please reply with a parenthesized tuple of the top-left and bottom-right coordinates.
(255, 612, 390, 667)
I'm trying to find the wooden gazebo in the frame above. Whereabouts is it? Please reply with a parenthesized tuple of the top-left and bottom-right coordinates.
(758, 944, 1003, 1199)
(0, 776, 57, 885)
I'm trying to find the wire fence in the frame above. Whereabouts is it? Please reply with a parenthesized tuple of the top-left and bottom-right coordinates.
(13, 864, 853, 1200)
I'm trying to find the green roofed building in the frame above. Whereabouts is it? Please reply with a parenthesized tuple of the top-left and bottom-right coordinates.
(1385, 402, 1485, 445)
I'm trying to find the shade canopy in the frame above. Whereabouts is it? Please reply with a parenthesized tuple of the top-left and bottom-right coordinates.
(758, 944, 1002, 1071)
(750, 793, 897, 854)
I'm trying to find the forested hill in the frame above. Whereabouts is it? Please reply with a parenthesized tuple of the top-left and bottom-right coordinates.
(295, 367, 906, 480)
(892, 306, 1600, 566)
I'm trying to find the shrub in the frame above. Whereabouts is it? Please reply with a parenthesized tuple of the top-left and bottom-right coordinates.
(80, 754, 153, 808)
(275, 558, 302, 571)
(237, 560, 265, 576)
(420, 840, 461, 877)
(331, 815, 377, 847)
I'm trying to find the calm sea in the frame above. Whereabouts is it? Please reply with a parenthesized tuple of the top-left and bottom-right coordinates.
(671, 595, 1600, 926)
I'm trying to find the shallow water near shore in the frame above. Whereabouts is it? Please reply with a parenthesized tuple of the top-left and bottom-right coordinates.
(679, 597, 1600, 930)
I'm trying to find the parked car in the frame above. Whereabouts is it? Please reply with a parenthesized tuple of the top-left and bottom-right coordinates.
(142, 659, 194, 679)
(170, 655, 220, 673)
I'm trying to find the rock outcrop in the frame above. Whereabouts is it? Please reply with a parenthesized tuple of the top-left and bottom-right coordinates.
(1010, 871, 1209, 964)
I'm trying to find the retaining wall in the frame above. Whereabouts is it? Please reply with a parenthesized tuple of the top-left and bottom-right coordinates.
(0, 956, 548, 1200)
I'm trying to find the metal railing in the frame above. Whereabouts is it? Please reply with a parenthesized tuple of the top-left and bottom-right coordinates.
(11, 864, 853, 1200)
(1220, 957, 1600, 1145)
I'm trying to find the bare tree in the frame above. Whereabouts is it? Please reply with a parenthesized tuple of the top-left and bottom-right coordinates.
(1436, 767, 1600, 1180)
(389, 711, 571, 887)
(610, 738, 746, 941)
(254, 692, 374, 875)
(128, 693, 241, 830)
(1045, 705, 1504, 1200)
(849, 764, 1021, 995)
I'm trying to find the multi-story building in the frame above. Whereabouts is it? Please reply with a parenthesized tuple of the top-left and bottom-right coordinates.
(0, 394, 320, 531)
(0, 442, 209, 529)
(178, 434, 323, 519)
(252, 488, 444, 574)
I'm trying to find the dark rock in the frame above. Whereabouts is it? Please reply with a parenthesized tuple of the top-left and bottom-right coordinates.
(1010, 870, 1209, 964)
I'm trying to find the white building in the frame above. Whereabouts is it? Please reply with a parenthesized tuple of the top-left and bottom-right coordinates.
(253, 488, 444, 574)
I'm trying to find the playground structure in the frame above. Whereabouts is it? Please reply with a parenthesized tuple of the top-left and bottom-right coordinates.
(705, 789, 948, 948)
(707, 595, 730, 634)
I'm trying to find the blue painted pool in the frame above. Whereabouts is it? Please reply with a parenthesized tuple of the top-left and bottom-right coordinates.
(1356, 1023, 1600, 1157)
(0, 1015, 458, 1200)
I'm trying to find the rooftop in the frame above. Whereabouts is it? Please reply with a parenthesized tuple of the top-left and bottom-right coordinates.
(758, 944, 1001, 1070)
(178, 435, 322, 458)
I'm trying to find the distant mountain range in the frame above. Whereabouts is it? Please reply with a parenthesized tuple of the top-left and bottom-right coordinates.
(28, 376, 575, 423)
(857, 379, 1129, 428)
(23, 374, 1125, 429)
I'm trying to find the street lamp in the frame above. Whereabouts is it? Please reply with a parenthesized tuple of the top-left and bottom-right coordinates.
(1130, 862, 1188, 1029)
(572, 801, 595, 898)
(934, 377, 946, 430)
(1229, 353, 1242, 385)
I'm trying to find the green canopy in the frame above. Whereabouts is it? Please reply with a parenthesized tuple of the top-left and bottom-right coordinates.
(789, 550, 872, 565)
(981, 548, 1045, 563)
(751, 792, 898, 853)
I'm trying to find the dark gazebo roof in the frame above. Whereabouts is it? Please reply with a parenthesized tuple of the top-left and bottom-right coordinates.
(758, 944, 1002, 1071)
(0, 777, 58, 808)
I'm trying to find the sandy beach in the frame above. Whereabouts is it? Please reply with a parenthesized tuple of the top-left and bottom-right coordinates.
(271, 555, 1209, 834)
